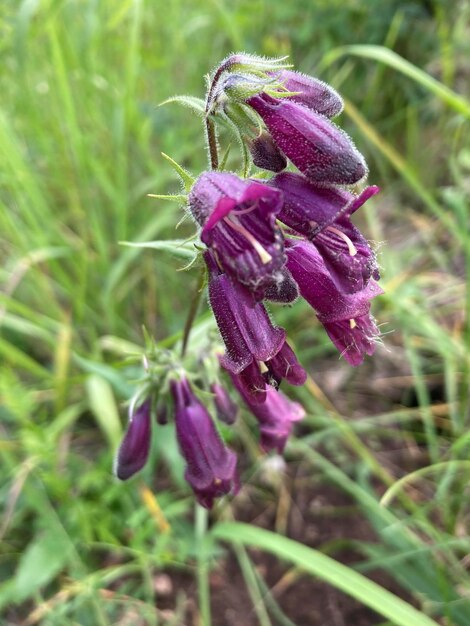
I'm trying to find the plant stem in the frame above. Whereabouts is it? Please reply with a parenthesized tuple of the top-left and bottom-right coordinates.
(181, 266, 206, 357)
(196, 504, 211, 626)
(205, 117, 219, 170)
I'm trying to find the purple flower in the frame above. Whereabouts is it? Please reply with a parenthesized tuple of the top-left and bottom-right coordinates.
(248, 131, 287, 172)
(206, 251, 285, 377)
(273, 69, 343, 118)
(286, 239, 383, 365)
(246, 93, 367, 186)
(189, 171, 290, 300)
(115, 401, 151, 480)
(211, 383, 239, 425)
(264, 340, 307, 388)
(170, 377, 238, 508)
(270, 172, 380, 292)
(230, 372, 305, 453)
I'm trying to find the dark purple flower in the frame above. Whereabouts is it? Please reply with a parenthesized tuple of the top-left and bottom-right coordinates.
(170, 377, 238, 508)
(286, 239, 383, 365)
(189, 171, 289, 299)
(248, 131, 287, 172)
(246, 93, 367, 186)
(270, 172, 380, 292)
(263, 267, 299, 304)
(115, 400, 151, 480)
(206, 251, 285, 376)
(264, 340, 307, 388)
(273, 69, 343, 118)
(230, 372, 305, 453)
(211, 383, 239, 425)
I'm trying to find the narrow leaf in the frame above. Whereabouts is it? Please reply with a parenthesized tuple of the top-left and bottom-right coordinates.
(159, 95, 206, 115)
(161, 152, 195, 191)
(118, 238, 197, 260)
(212, 522, 440, 626)
(85, 374, 122, 451)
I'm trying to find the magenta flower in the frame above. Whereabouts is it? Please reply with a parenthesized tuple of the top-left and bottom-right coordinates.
(230, 372, 305, 453)
(273, 69, 344, 118)
(246, 93, 367, 186)
(270, 172, 380, 292)
(115, 401, 151, 480)
(170, 378, 238, 508)
(189, 171, 291, 300)
(286, 239, 383, 365)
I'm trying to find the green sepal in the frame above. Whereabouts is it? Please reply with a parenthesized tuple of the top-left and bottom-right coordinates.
(159, 95, 206, 115)
(147, 193, 187, 203)
(161, 152, 195, 192)
(118, 238, 197, 260)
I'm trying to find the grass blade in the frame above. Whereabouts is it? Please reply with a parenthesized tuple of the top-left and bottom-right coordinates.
(212, 522, 440, 626)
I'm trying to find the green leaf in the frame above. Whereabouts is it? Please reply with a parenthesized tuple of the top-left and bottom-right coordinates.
(14, 530, 72, 601)
(119, 238, 198, 260)
(161, 152, 195, 191)
(212, 522, 440, 626)
(159, 95, 206, 115)
(85, 374, 122, 451)
(321, 45, 470, 119)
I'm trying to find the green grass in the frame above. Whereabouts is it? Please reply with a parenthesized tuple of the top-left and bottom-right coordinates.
(1, 0, 470, 624)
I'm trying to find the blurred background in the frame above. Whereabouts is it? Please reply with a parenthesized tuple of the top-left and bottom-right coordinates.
(1, 0, 469, 624)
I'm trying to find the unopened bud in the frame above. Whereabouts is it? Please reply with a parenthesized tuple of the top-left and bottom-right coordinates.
(249, 132, 287, 173)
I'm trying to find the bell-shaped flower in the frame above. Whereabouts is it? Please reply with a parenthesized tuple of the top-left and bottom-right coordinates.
(189, 171, 290, 300)
(273, 69, 344, 118)
(115, 400, 152, 480)
(230, 372, 305, 453)
(170, 378, 238, 508)
(264, 340, 307, 388)
(246, 93, 367, 186)
(270, 172, 380, 292)
(286, 240, 383, 365)
(205, 251, 286, 377)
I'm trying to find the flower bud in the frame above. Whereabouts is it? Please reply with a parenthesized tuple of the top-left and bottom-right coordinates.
(248, 132, 287, 173)
(170, 378, 239, 508)
(211, 383, 239, 425)
(115, 401, 151, 480)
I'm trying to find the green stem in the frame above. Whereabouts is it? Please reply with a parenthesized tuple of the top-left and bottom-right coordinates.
(205, 117, 219, 170)
(181, 267, 206, 357)
(196, 504, 211, 626)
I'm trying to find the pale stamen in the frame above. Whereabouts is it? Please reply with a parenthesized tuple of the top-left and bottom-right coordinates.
(327, 226, 357, 257)
(259, 361, 269, 374)
(224, 216, 272, 264)
(231, 201, 259, 216)
(349, 319, 357, 329)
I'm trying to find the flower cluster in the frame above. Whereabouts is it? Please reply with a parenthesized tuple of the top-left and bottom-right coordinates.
(115, 54, 383, 508)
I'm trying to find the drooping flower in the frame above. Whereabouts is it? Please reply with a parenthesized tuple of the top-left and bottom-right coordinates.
(211, 382, 239, 425)
(264, 340, 307, 388)
(245, 93, 367, 186)
(189, 171, 292, 300)
(170, 377, 238, 508)
(115, 400, 152, 480)
(230, 372, 305, 453)
(205, 250, 285, 377)
(286, 239, 383, 365)
(272, 69, 344, 118)
(270, 172, 380, 292)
